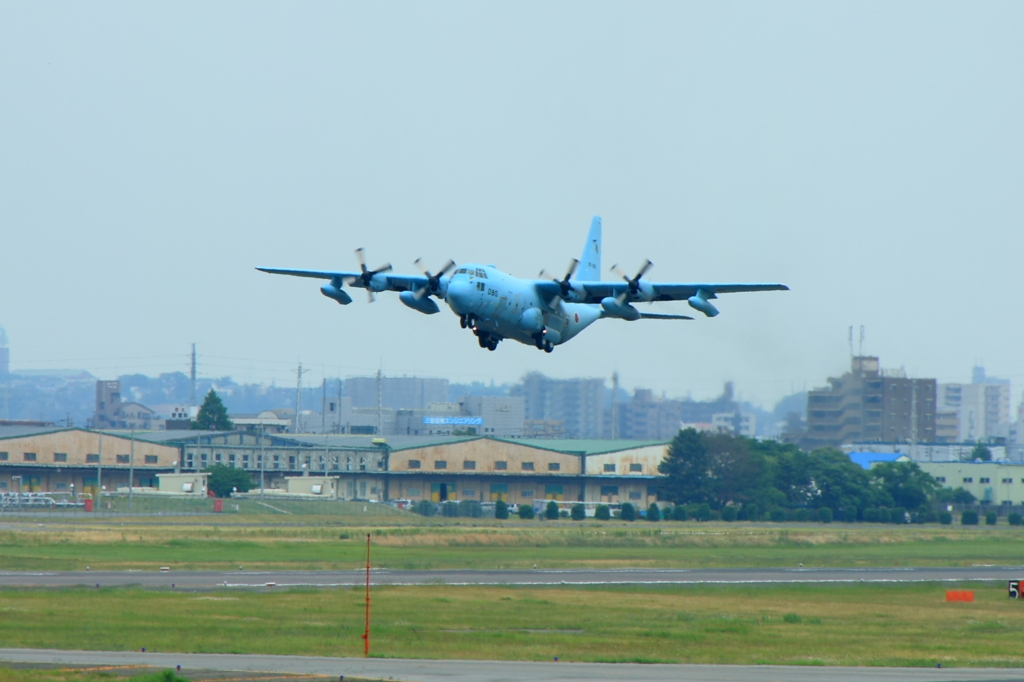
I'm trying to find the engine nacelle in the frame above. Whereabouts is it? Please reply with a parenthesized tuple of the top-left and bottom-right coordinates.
(687, 288, 720, 317)
(399, 290, 440, 315)
(518, 307, 544, 333)
(601, 297, 641, 321)
(320, 284, 352, 305)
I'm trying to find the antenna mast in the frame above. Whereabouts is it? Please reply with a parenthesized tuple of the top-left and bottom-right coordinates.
(293, 362, 309, 433)
(190, 343, 197, 406)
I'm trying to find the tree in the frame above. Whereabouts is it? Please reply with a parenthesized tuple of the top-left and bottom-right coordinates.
(805, 448, 874, 518)
(870, 461, 939, 511)
(971, 444, 992, 462)
(545, 500, 559, 520)
(204, 464, 253, 497)
(495, 500, 509, 519)
(646, 503, 661, 522)
(659, 429, 710, 505)
(193, 389, 233, 431)
(518, 503, 535, 520)
(936, 487, 977, 505)
(595, 504, 611, 521)
(570, 504, 586, 521)
(620, 503, 636, 521)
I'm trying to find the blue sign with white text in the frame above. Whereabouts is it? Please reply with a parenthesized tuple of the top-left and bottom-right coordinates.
(423, 416, 484, 425)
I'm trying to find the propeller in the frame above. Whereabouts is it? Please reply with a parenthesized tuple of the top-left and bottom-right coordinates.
(413, 258, 456, 299)
(539, 259, 579, 299)
(347, 248, 392, 302)
(611, 259, 653, 303)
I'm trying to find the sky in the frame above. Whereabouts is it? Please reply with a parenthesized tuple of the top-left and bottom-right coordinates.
(1, 1, 1022, 410)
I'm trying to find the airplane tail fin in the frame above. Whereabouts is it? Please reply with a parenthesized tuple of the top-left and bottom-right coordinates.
(578, 216, 601, 281)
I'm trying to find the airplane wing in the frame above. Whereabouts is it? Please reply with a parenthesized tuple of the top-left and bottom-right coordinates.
(639, 313, 694, 320)
(256, 267, 431, 293)
(573, 282, 789, 303)
(531, 279, 788, 304)
(256, 267, 355, 280)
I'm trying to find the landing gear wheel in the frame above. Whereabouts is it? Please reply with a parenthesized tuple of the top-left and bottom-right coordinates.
(477, 333, 489, 348)
(487, 338, 499, 351)
(543, 341, 554, 353)
(467, 314, 477, 328)
(460, 315, 468, 329)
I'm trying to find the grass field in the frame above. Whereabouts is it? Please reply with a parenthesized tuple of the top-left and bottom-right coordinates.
(1, 583, 1022, 667)
(1, 520, 1023, 571)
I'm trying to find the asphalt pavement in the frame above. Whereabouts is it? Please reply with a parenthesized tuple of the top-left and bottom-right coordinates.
(1, 566, 1022, 589)
(2, 649, 1023, 682)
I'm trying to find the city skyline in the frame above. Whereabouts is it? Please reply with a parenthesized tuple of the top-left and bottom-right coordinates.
(2, 3, 1022, 409)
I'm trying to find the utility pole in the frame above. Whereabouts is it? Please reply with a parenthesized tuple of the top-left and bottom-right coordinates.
(376, 369, 383, 436)
(129, 430, 135, 512)
(259, 431, 266, 498)
(611, 372, 620, 440)
(96, 433, 103, 511)
(293, 362, 308, 433)
(337, 378, 343, 434)
(910, 377, 918, 460)
(190, 343, 197, 406)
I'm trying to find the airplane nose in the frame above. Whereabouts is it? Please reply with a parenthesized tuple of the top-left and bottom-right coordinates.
(446, 279, 473, 313)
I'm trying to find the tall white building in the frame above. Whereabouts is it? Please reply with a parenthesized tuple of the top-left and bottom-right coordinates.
(937, 366, 1011, 443)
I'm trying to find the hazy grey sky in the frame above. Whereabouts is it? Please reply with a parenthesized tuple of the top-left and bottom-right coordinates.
(2, 1, 1022, 408)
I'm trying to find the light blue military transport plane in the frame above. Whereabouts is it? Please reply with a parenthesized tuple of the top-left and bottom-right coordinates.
(258, 217, 788, 353)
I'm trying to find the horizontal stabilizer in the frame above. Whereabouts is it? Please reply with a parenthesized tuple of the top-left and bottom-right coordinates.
(639, 313, 693, 320)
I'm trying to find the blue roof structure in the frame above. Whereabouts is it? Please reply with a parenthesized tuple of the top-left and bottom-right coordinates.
(847, 451, 904, 470)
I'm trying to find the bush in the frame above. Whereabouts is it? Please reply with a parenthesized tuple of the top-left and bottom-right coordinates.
(458, 500, 483, 518)
(986, 511, 998, 526)
(769, 507, 786, 523)
(891, 507, 907, 524)
(495, 500, 509, 519)
(739, 504, 759, 521)
(545, 500, 559, 520)
(571, 504, 586, 521)
(441, 501, 460, 517)
(672, 505, 688, 521)
(939, 511, 953, 525)
(793, 508, 810, 522)
(1009, 512, 1023, 526)
(518, 503, 535, 519)
(646, 503, 661, 522)
(818, 507, 833, 524)
(783, 613, 802, 623)
(595, 504, 611, 521)
(620, 502, 636, 521)
(412, 500, 436, 517)
(720, 505, 738, 522)
(694, 503, 712, 522)
(559, 510, 569, 518)
(961, 510, 979, 525)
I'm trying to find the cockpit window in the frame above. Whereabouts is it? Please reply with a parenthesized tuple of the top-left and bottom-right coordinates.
(457, 268, 467, 274)
(476, 269, 487, 279)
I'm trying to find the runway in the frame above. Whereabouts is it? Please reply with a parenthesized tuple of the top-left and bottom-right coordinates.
(1, 566, 1021, 589)
(2, 648, 1023, 682)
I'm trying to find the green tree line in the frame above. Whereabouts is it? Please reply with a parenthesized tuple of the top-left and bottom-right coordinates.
(658, 428, 974, 522)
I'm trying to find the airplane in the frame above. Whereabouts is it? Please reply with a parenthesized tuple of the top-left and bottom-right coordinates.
(257, 216, 788, 353)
